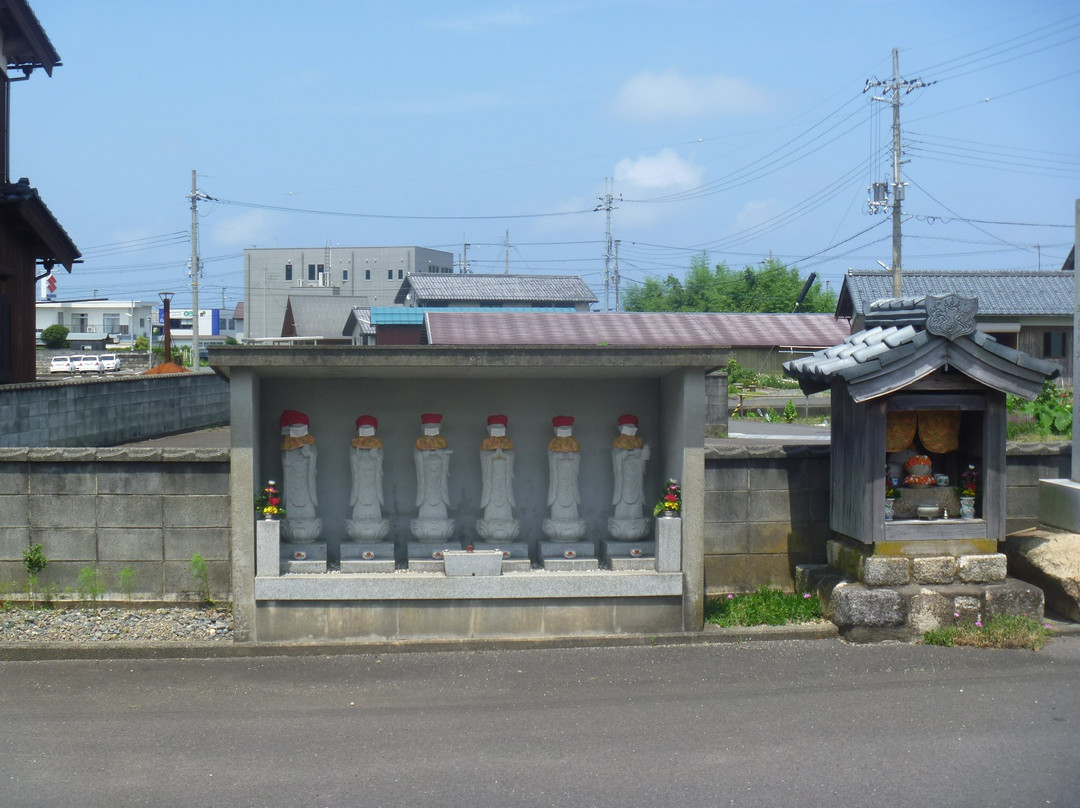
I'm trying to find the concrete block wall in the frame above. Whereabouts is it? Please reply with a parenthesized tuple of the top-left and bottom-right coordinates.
(704, 443, 832, 594)
(0, 373, 228, 447)
(0, 448, 231, 600)
(1004, 443, 1070, 534)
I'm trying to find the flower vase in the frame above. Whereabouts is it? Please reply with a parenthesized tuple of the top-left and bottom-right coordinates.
(884, 498, 895, 521)
(960, 497, 975, 519)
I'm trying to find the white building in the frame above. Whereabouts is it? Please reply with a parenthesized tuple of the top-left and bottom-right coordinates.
(36, 299, 156, 351)
(243, 246, 454, 339)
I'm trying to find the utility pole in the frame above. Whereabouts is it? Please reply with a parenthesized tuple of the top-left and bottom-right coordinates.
(504, 229, 510, 274)
(614, 239, 621, 312)
(595, 178, 620, 311)
(187, 170, 217, 369)
(865, 48, 930, 297)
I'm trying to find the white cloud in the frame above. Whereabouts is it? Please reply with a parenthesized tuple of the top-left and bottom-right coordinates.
(614, 148, 704, 192)
(735, 198, 781, 229)
(611, 68, 773, 121)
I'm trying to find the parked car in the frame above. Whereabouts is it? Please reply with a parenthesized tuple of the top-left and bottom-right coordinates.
(48, 355, 73, 374)
(74, 355, 103, 374)
(98, 354, 121, 372)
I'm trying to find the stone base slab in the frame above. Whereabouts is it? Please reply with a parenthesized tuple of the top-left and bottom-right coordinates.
(280, 542, 328, 574)
(541, 557, 600, 571)
(1038, 479, 1080, 533)
(472, 541, 530, 559)
(539, 541, 595, 561)
(407, 558, 445, 573)
(407, 541, 462, 560)
(501, 559, 534, 573)
(608, 557, 657, 571)
(797, 563, 1044, 641)
(600, 539, 655, 563)
(340, 541, 396, 561)
(339, 559, 397, 574)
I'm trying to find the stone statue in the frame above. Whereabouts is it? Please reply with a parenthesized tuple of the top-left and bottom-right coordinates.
(542, 414, 587, 542)
(411, 413, 455, 542)
(477, 414, 520, 542)
(345, 414, 391, 542)
(609, 413, 651, 540)
(279, 409, 323, 542)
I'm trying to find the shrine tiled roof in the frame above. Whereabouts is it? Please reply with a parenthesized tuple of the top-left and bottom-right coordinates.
(783, 295, 1060, 402)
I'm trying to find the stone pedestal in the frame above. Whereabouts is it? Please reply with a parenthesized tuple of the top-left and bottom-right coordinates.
(256, 519, 281, 577)
(539, 540, 598, 570)
(600, 539, 656, 570)
(655, 516, 682, 572)
(280, 542, 328, 574)
(340, 541, 396, 574)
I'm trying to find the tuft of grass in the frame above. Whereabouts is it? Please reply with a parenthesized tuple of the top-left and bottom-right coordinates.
(706, 585, 822, 627)
(923, 615, 1051, 650)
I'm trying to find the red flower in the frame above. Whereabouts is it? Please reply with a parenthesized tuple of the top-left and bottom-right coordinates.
(269, 497, 280, 506)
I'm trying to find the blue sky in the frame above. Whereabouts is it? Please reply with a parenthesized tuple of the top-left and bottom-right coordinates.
(15, 0, 1080, 311)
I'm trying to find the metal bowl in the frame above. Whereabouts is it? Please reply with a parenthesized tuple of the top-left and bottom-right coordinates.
(917, 504, 939, 520)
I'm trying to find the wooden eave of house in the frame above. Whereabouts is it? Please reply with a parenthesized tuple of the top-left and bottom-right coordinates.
(0, 180, 79, 272)
(784, 296, 1061, 403)
(0, 0, 61, 76)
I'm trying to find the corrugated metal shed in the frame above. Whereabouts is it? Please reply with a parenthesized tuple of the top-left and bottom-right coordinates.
(425, 311, 850, 348)
(837, 270, 1074, 318)
(397, 274, 598, 305)
(284, 296, 358, 338)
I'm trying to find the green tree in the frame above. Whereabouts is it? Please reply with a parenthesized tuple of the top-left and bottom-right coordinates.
(40, 324, 69, 348)
(623, 253, 836, 314)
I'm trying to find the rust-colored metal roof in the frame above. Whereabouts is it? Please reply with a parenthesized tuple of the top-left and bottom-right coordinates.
(425, 311, 850, 348)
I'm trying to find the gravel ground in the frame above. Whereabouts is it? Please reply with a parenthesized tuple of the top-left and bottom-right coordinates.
(0, 606, 233, 644)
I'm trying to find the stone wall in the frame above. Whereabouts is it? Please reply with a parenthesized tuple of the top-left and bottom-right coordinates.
(703, 441, 1070, 595)
(0, 448, 230, 600)
(0, 373, 229, 448)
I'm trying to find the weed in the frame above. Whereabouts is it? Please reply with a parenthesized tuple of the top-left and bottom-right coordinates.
(23, 543, 47, 576)
(706, 586, 822, 627)
(75, 566, 106, 603)
(922, 615, 1050, 650)
(190, 554, 213, 605)
(119, 566, 137, 601)
(783, 400, 798, 423)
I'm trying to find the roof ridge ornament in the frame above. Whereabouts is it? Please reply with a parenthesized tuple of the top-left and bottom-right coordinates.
(925, 294, 977, 341)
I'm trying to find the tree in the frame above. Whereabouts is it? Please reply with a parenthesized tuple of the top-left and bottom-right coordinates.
(40, 324, 69, 349)
(623, 253, 836, 314)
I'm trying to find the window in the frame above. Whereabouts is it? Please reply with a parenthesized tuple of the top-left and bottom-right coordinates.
(387, 269, 393, 280)
(342, 270, 349, 281)
(74, 313, 88, 331)
(308, 264, 316, 281)
(1044, 331, 1067, 358)
(103, 314, 120, 333)
(365, 269, 370, 280)
(398, 269, 404, 280)
(285, 263, 292, 281)
(57, 312, 64, 325)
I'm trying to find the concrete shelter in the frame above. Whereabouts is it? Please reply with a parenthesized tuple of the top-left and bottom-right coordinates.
(211, 343, 724, 643)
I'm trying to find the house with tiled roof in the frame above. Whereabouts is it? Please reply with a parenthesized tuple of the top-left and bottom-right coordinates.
(395, 273, 597, 311)
(836, 270, 1073, 382)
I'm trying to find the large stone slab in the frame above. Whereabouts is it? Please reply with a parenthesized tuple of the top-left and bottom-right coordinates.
(1005, 527, 1080, 621)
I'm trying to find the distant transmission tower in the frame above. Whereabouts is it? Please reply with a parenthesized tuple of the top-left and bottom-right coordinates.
(864, 48, 932, 297)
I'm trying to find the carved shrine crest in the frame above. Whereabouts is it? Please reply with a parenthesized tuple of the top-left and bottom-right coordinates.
(925, 294, 978, 341)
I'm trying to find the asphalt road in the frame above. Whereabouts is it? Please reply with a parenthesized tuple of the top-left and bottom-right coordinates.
(2, 638, 1078, 807)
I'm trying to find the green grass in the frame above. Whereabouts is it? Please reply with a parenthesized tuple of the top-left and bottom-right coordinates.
(705, 585, 822, 627)
(922, 615, 1051, 650)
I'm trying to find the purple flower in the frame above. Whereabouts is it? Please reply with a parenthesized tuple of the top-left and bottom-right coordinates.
(802, 593, 812, 599)
(726, 593, 734, 599)
(975, 621, 983, 628)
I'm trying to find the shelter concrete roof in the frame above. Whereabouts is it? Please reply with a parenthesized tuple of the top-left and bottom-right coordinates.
(425, 311, 850, 348)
